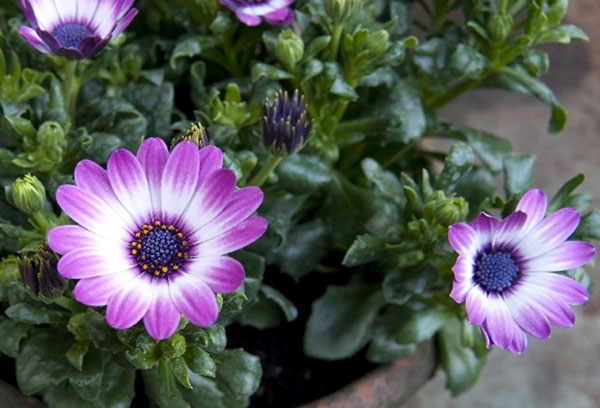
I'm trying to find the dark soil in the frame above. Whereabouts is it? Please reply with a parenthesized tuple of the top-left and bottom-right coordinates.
(227, 268, 378, 408)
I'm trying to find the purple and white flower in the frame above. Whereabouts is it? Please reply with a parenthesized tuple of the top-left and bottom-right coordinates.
(448, 189, 595, 354)
(220, 0, 296, 26)
(20, 0, 138, 59)
(47, 138, 267, 339)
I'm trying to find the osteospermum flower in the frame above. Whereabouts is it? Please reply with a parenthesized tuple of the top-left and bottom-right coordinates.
(20, 0, 138, 59)
(448, 189, 595, 354)
(47, 139, 267, 339)
(220, 0, 296, 26)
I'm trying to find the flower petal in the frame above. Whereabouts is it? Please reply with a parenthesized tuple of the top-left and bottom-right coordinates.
(161, 141, 200, 221)
(183, 169, 237, 232)
(107, 148, 153, 226)
(56, 184, 131, 241)
(195, 217, 267, 256)
(520, 273, 588, 305)
(235, 11, 262, 25)
(448, 223, 479, 258)
(515, 189, 547, 235)
(143, 279, 181, 340)
(518, 282, 575, 328)
(264, 8, 294, 25)
(106, 273, 153, 330)
(504, 289, 551, 339)
(185, 256, 245, 294)
(74, 159, 136, 231)
(516, 207, 580, 259)
(197, 145, 224, 186)
(57, 246, 132, 279)
(483, 293, 514, 349)
(136, 138, 169, 215)
(74, 268, 139, 306)
(452, 255, 474, 283)
(89, 0, 121, 37)
(190, 185, 262, 242)
(19, 26, 51, 53)
(111, 8, 137, 38)
(26, 0, 61, 30)
(471, 213, 499, 248)
(522, 241, 595, 272)
(47, 225, 112, 255)
(169, 273, 218, 327)
(450, 277, 475, 303)
(507, 327, 528, 354)
(465, 287, 488, 325)
(492, 211, 527, 250)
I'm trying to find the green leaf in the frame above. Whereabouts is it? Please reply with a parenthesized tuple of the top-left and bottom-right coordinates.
(452, 125, 512, 173)
(304, 35, 331, 60)
(449, 44, 486, 78)
(16, 329, 73, 395)
(548, 174, 585, 213)
(215, 349, 262, 407)
(172, 357, 193, 389)
(170, 36, 202, 68)
(503, 154, 536, 197)
(438, 317, 488, 395)
(272, 219, 330, 281)
(143, 359, 190, 408)
(366, 309, 416, 363)
(574, 210, 600, 241)
(250, 63, 293, 82)
(0, 318, 30, 357)
(435, 142, 474, 193)
(66, 340, 90, 371)
(343, 234, 389, 267)
(396, 309, 452, 344)
(304, 282, 384, 360)
(180, 373, 225, 408)
(260, 285, 298, 322)
(5, 303, 68, 325)
(330, 77, 358, 100)
(184, 345, 216, 378)
(85, 309, 125, 352)
(277, 154, 332, 194)
(361, 158, 404, 205)
(68, 347, 104, 400)
(98, 358, 136, 408)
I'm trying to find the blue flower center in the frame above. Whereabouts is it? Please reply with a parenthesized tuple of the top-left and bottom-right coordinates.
(475, 251, 520, 292)
(52, 23, 92, 48)
(131, 221, 189, 278)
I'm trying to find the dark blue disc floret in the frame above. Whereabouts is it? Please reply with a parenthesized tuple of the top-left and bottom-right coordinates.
(263, 89, 312, 156)
(131, 221, 189, 278)
(52, 23, 92, 48)
(475, 251, 520, 292)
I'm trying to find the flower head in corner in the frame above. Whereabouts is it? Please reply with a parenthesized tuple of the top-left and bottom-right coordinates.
(448, 189, 595, 354)
(47, 138, 267, 339)
(20, 0, 138, 59)
(220, 0, 297, 26)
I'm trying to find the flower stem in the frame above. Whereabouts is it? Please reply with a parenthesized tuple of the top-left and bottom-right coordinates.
(62, 60, 81, 124)
(31, 211, 51, 235)
(328, 24, 344, 61)
(248, 155, 283, 187)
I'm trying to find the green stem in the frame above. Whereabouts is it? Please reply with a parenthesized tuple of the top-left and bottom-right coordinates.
(248, 155, 283, 187)
(62, 60, 81, 124)
(31, 211, 51, 235)
(328, 24, 344, 61)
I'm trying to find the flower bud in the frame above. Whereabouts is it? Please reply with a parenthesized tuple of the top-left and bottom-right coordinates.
(171, 122, 210, 149)
(325, 0, 360, 24)
(364, 30, 390, 57)
(433, 196, 468, 227)
(1, 257, 21, 288)
(18, 246, 64, 300)
(12, 174, 46, 214)
(37, 121, 66, 149)
(275, 30, 304, 70)
(487, 14, 513, 41)
(263, 90, 312, 156)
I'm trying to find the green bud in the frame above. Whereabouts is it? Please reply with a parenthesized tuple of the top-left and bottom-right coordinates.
(12, 174, 46, 214)
(160, 333, 187, 359)
(487, 14, 513, 42)
(433, 196, 468, 227)
(37, 121, 66, 149)
(275, 30, 304, 70)
(171, 122, 209, 149)
(364, 30, 390, 57)
(325, 0, 360, 24)
(1, 256, 21, 287)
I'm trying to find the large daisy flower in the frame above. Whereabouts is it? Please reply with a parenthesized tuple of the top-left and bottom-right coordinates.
(220, 0, 296, 26)
(448, 189, 595, 354)
(47, 139, 267, 339)
(20, 0, 138, 59)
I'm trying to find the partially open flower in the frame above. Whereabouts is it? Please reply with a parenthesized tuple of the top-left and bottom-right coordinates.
(263, 89, 312, 156)
(18, 246, 64, 300)
(20, 0, 138, 59)
(47, 138, 267, 339)
(220, 0, 296, 26)
(448, 189, 595, 354)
